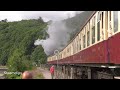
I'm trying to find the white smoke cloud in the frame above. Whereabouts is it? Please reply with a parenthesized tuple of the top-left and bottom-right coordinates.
(34, 21, 72, 55)
(34, 11, 83, 56)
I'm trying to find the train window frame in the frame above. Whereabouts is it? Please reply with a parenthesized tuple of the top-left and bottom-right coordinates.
(73, 40, 75, 54)
(67, 47, 69, 56)
(70, 42, 73, 55)
(113, 11, 118, 33)
(97, 12, 101, 21)
(87, 31, 90, 46)
(75, 38, 77, 53)
(69, 45, 71, 56)
(89, 21, 92, 47)
(84, 23, 89, 48)
(72, 41, 74, 54)
(83, 35, 86, 48)
(74, 39, 76, 53)
(63, 50, 65, 58)
(92, 27, 95, 44)
(101, 12, 104, 29)
(67, 47, 69, 53)
(65, 48, 67, 57)
(97, 12, 101, 41)
(61, 53, 62, 59)
(109, 11, 111, 21)
(76, 36, 78, 53)
(79, 33, 81, 51)
(104, 11, 108, 40)
(82, 27, 86, 49)
(93, 16, 95, 24)
(64, 51, 66, 57)
(76, 36, 79, 52)
(97, 21, 100, 41)
(92, 17, 96, 44)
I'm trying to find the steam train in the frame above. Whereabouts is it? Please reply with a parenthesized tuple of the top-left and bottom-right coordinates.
(47, 11, 120, 79)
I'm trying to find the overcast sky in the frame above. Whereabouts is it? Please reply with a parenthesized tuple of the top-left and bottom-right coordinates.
(0, 11, 83, 22)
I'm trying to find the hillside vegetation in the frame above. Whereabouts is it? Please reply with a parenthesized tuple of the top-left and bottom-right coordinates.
(0, 18, 48, 78)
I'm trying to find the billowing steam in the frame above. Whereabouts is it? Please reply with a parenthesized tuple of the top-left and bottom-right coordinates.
(34, 11, 83, 56)
(34, 21, 72, 56)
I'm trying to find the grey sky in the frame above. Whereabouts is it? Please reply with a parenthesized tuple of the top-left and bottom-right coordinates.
(0, 11, 82, 22)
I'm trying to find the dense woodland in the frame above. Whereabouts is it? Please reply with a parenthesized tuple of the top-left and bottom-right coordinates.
(0, 17, 48, 78)
(0, 11, 93, 78)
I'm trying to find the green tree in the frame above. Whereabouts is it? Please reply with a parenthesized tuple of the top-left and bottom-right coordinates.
(31, 45, 47, 65)
(0, 18, 48, 79)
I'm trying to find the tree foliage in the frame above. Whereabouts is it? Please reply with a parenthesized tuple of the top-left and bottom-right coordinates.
(0, 18, 48, 78)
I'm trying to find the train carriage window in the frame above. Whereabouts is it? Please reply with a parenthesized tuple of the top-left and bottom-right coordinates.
(76, 37, 78, 52)
(77, 37, 79, 51)
(77, 41, 79, 51)
(67, 48, 69, 53)
(79, 42, 81, 50)
(79, 37, 81, 50)
(114, 11, 118, 33)
(74, 40, 76, 53)
(94, 16, 96, 26)
(102, 12, 104, 29)
(92, 26, 95, 44)
(83, 35, 86, 48)
(73, 41, 75, 53)
(87, 31, 90, 46)
(97, 22, 100, 41)
(97, 12, 101, 21)
(69, 47, 71, 55)
(89, 22, 90, 30)
(92, 17, 95, 44)
(110, 11, 111, 21)
(72, 42, 74, 54)
(97, 12, 101, 41)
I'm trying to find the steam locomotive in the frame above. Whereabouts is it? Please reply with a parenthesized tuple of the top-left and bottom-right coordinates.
(47, 11, 120, 79)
